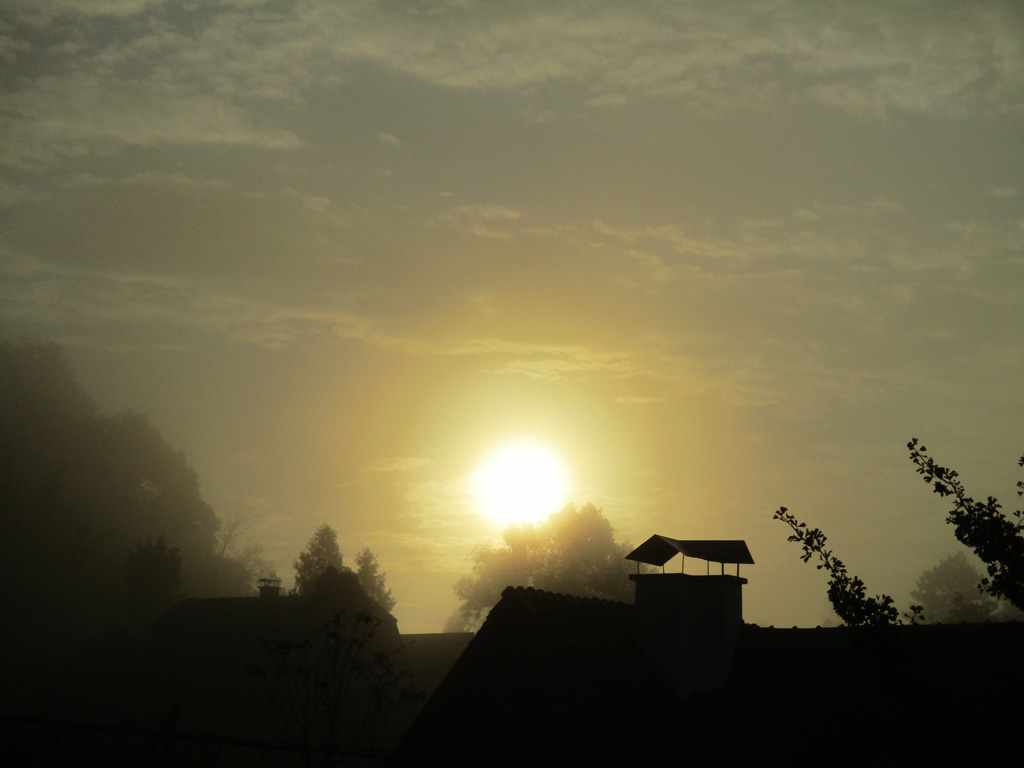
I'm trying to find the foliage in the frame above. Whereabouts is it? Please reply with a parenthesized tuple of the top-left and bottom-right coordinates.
(911, 552, 999, 624)
(908, 438, 1024, 610)
(294, 524, 347, 595)
(122, 535, 183, 619)
(246, 611, 421, 762)
(356, 547, 396, 613)
(453, 502, 634, 628)
(773, 507, 903, 626)
(0, 341, 261, 649)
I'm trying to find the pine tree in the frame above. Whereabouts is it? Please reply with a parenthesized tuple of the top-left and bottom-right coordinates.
(293, 524, 345, 595)
(356, 547, 396, 612)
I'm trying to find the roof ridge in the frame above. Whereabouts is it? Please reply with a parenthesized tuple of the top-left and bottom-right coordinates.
(500, 585, 630, 608)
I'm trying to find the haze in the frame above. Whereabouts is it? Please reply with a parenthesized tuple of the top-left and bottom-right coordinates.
(2, 1, 1023, 633)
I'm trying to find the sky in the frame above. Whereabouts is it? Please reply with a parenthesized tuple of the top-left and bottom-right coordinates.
(2, 0, 1023, 633)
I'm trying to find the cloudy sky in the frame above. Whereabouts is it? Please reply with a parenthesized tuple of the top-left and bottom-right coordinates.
(3, 0, 1023, 631)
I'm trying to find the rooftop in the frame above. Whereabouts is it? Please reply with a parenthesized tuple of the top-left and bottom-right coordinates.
(391, 584, 1024, 766)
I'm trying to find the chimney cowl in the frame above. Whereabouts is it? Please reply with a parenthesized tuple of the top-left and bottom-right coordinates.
(625, 535, 753, 576)
(258, 578, 282, 599)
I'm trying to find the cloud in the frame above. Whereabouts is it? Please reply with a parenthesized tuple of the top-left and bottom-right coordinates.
(9, 1, 165, 19)
(518, 107, 559, 124)
(377, 132, 403, 148)
(61, 170, 232, 192)
(378, 474, 496, 570)
(990, 185, 1019, 199)
(414, 336, 648, 376)
(453, 204, 523, 222)
(615, 396, 668, 405)
(0, 248, 378, 350)
(1, 3, 308, 167)
(444, 204, 526, 238)
(1, 72, 301, 167)
(6, 0, 1019, 169)
(484, 350, 647, 381)
(0, 179, 42, 207)
(331, 2, 1022, 117)
(466, 292, 498, 315)
(362, 457, 434, 474)
(591, 194, 968, 292)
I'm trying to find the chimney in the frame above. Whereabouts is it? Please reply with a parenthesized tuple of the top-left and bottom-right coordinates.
(625, 537, 753, 699)
(258, 577, 282, 599)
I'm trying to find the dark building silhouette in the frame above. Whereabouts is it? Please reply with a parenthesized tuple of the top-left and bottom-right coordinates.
(5, 567, 471, 765)
(141, 568, 470, 751)
(391, 536, 1024, 766)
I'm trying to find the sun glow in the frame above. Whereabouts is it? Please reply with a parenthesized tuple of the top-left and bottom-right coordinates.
(473, 442, 569, 525)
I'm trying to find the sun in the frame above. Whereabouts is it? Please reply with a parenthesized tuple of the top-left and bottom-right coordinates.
(473, 442, 569, 525)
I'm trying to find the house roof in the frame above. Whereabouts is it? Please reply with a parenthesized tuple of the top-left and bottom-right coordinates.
(389, 586, 680, 766)
(390, 584, 1024, 766)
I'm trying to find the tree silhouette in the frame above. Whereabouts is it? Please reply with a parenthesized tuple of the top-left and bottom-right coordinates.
(294, 524, 346, 595)
(0, 341, 262, 654)
(247, 610, 421, 761)
(908, 438, 1024, 610)
(773, 506, 903, 626)
(773, 440, 1024, 625)
(356, 548, 395, 613)
(452, 502, 634, 628)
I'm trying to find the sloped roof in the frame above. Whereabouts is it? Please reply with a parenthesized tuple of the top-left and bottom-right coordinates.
(625, 535, 754, 566)
(390, 587, 679, 765)
(390, 584, 1024, 766)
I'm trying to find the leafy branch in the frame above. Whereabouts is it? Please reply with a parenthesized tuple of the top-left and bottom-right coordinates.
(773, 507, 904, 626)
(908, 438, 1024, 610)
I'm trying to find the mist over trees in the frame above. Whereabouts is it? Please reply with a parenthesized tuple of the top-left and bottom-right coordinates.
(447, 502, 634, 631)
(1, 341, 416, 762)
(0, 342, 269, 651)
(911, 552, 999, 623)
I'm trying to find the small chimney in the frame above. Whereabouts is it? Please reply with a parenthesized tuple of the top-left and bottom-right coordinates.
(258, 577, 282, 599)
(625, 537, 754, 699)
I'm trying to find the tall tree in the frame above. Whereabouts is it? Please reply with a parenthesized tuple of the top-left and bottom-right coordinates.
(0, 341, 262, 650)
(293, 523, 346, 595)
(452, 502, 634, 629)
(356, 547, 396, 613)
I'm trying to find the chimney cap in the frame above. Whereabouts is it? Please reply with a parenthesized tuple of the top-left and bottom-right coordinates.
(625, 535, 754, 567)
